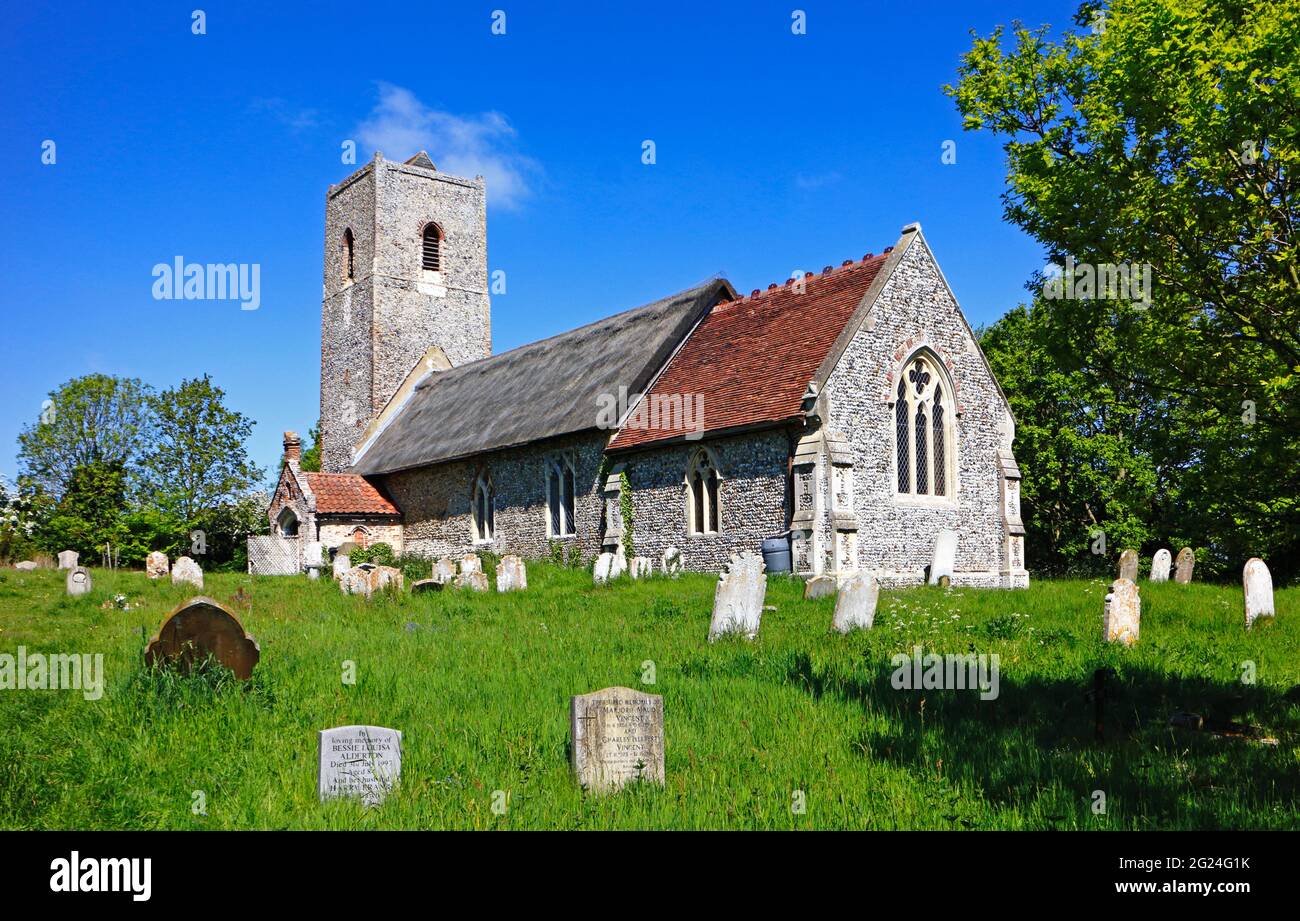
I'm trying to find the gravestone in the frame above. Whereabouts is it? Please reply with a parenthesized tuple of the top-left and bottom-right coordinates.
(661, 547, 683, 577)
(593, 551, 626, 584)
(433, 557, 456, 584)
(1103, 578, 1141, 646)
(171, 556, 204, 589)
(65, 566, 92, 597)
(57, 550, 79, 570)
(1117, 549, 1138, 582)
(832, 570, 879, 633)
(145, 551, 170, 580)
(372, 565, 403, 594)
(570, 686, 665, 793)
(709, 551, 766, 641)
(496, 554, 527, 592)
(318, 725, 402, 807)
(629, 557, 652, 580)
(411, 578, 443, 594)
(303, 541, 324, 580)
(804, 575, 836, 600)
(459, 554, 483, 576)
(1243, 558, 1275, 629)
(343, 564, 403, 598)
(144, 596, 260, 679)
(1174, 547, 1195, 584)
(1149, 548, 1171, 582)
(456, 570, 489, 592)
(332, 552, 352, 581)
(928, 530, 958, 586)
(14, 561, 37, 571)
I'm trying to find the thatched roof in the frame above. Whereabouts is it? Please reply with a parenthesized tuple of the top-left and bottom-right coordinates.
(352, 279, 733, 475)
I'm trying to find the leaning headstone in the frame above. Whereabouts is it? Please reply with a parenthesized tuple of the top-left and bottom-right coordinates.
(928, 529, 958, 586)
(804, 575, 836, 600)
(629, 556, 652, 580)
(1103, 578, 1141, 646)
(832, 570, 879, 633)
(661, 547, 683, 577)
(457, 570, 489, 592)
(1117, 549, 1138, 582)
(1149, 548, 1171, 582)
(412, 578, 443, 594)
(15, 561, 37, 571)
(458, 554, 483, 576)
(496, 555, 527, 592)
(318, 725, 402, 807)
(57, 550, 79, 570)
(144, 596, 260, 679)
(145, 551, 170, 580)
(66, 566, 92, 597)
(1243, 558, 1275, 629)
(171, 556, 204, 589)
(709, 550, 767, 641)
(1174, 547, 1195, 584)
(433, 557, 457, 584)
(570, 686, 665, 793)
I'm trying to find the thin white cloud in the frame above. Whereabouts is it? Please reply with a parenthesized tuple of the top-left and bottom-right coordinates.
(356, 83, 538, 210)
(795, 171, 842, 191)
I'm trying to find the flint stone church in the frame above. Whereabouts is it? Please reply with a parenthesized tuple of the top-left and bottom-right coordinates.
(265, 150, 1029, 587)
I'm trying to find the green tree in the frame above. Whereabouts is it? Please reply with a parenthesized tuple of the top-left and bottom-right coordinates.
(299, 421, 322, 472)
(36, 461, 130, 560)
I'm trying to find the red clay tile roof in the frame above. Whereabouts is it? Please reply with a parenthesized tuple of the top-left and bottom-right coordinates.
(304, 472, 400, 516)
(608, 253, 890, 451)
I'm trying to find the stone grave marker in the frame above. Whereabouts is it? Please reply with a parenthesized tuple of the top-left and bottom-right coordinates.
(15, 560, 37, 571)
(457, 569, 489, 592)
(1149, 548, 1171, 582)
(171, 556, 204, 589)
(303, 541, 324, 580)
(1103, 578, 1141, 646)
(66, 566, 92, 597)
(433, 557, 457, 584)
(318, 725, 402, 807)
(928, 530, 958, 586)
(570, 686, 665, 793)
(496, 554, 527, 592)
(832, 570, 879, 633)
(1117, 549, 1138, 582)
(332, 551, 351, 581)
(411, 579, 443, 594)
(146, 551, 170, 580)
(1174, 547, 1195, 584)
(803, 575, 836, 600)
(144, 596, 260, 679)
(661, 547, 683, 577)
(57, 550, 79, 570)
(709, 550, 766, 641)
(1243, 558, 1275, 629)
(459, 554, 483, 576)
(629, 556, 652, 580)
(593, 551, 626, 584)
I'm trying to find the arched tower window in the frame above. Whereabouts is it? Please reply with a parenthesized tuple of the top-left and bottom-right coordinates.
(421, 223, 443, 272)
(686, 450, 720, 535)
(472, 472, 495, 542)
(342, 228, 355, 282)
(894, 353, 955, 499)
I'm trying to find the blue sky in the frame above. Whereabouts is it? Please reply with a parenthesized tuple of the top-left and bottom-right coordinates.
(0, 0, 1079, 483)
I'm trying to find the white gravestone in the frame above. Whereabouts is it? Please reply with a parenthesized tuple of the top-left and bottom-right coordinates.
(57, 550, 79, 570)
(593, 551, 626, 584)
(496, 555, 527, 592)
(171, 556, 204, 589)
(332, 553, 351, 581)
(303, 541, 324, 579)
(1174, 547, 1195, 584)
(433, 557, 457, 584)
(661, 547, 683, 577)
(66, 566, 92, 597)
(570, 687, 665, 793)
(15, 561, 37, 571)
(457, 570, 489, 592)
(1150, 548, 1171, 582)
(709, 551, 767, 641)
(1103, 578, 1141, 646)
(928, 530, 958, 585)
(832, 570, 879, 633)
(459, 554, 483, 576)
(804, 575, 836, 600)
(629, 556, 652, 579)
(318, 725, 402, 806)
(1243, 558, 1275, 629)
(146, 551, 170, 580)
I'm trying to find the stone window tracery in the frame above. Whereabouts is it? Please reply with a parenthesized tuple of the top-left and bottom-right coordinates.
(894, 353, 954, 499)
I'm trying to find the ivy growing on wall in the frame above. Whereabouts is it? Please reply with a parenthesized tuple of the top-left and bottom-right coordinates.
(618, 470, 634, 559)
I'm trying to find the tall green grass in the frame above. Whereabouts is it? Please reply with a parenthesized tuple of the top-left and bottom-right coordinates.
(0, 566, 1296, 829)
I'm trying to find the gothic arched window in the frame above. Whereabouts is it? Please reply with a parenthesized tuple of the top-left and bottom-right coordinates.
(473, 473, 495, 542)
(546, 453, 577, 537)
(686, 450, 720, 535)
(342, 227, 355, 282)
(421, 223, 443, 272)
(894, 353, 955, 499)
(276, 507, 299, 537)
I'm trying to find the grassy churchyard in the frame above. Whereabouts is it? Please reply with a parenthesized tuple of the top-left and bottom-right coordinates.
(0, 563, 1297, 830)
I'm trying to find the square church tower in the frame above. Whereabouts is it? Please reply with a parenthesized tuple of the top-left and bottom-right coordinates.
(319, 151, 490, 472)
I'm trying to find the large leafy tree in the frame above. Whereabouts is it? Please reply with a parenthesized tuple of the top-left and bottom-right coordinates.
(950, 0, 1300, 579)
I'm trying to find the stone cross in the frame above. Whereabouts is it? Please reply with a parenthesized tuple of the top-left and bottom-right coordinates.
(1117, 549, 1138, 582)
(570, 687, 665, 793)
(1149, 548, 1171, 582)
(1174, 547, 1195, 584)
(171, 556, 204, 589)
(66, 566, 92, 597)
(709, 551, 767, 641)
(1103, 578, 1140, 646)
(1243, 558, 1275, 629)
(832, 570, 878, 633)
(928, 530, 958, 585)
(318, 725, 402, 807)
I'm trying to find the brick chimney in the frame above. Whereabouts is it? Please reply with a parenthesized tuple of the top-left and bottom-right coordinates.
(283, 431, 302, 464)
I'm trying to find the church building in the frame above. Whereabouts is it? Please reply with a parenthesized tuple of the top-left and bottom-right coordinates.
(265, 151, 1029, 587)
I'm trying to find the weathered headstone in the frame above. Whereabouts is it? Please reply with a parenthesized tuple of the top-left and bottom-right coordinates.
(661, 546, 683, 577)
(303, 541, 324, 580)
(332, 552, 352, 581)
(928, 529, 958, 586)
(433, 557, 456, 584)
(593, 551, 626, 584)
(1117, 549, 1138, 581)
(65, 566, 92, 597)
(1103, 578, 1141, 646)
(629, 556, 652, 580)
(832, 570, 879, 633)
(57, 550, 79, 570)
(456, 569, 489, 592)
(171, 556, 204, 589)
(343, 564, 403, 598)
(372, 565, 403, 594)
(570, 686, 665, 793)
(412, 578, 443, 594)
(496, 554, 527, 592)
(1243, 558, 1275, 629)
(14, 561, 37, 571)
(1150, 548, 1171, 582)
(318, 725, 402, 807)
(1174, 547, 1195, 584)
(458, 554, 483, 576)
(144, 596, 260, 679)
(145, 551, 170, 580)
(803, 575, 836, 600)
(709, 550, 766, 641)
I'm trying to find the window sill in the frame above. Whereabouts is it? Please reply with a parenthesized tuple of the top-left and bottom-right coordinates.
(688, 531, 722, 538)
(547, 533, 577, 540)
(893, 495, 958, 510)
